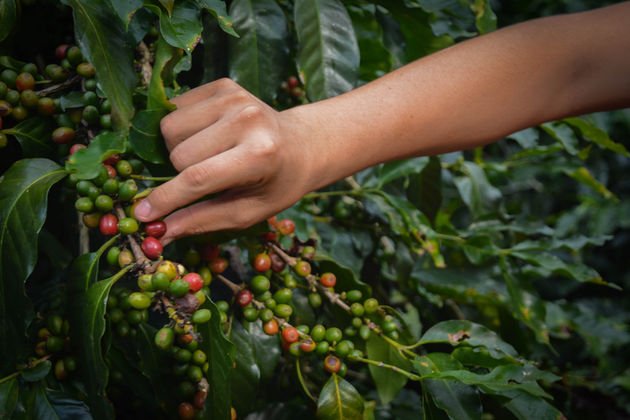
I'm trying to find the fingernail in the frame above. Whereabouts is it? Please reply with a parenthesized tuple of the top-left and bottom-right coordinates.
(134, 201, 151, 220)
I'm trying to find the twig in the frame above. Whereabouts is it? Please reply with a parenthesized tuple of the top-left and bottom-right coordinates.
(78, 211, 89, 255)
(36, 75, 81, 97)
(445, 299, 466, 320)
(216, 274, 241, 295)
(348, 354, 422, 381)
(137, 41, 153, 87)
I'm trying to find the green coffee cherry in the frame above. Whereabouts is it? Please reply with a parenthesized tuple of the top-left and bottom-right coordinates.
(191, 309, 211, 324)
(154, 327, 175, 350)
(118, 217, 139, 234)
(151, 272, 170, 291)
(75, 197, 94, 213)
(168, 278, 190, 297)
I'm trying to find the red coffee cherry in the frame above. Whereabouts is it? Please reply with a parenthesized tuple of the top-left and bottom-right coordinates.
(209, 256, 228, 274)
(324, 355, 341, 373)
(183, 273, 204, 293)
(52, 127, 75, 144)
(202, 243, 220, 262)
(282, 327, 299, 344)
(55, 44, 69, 60)
(320, 272, 337, 288)
(253, 253, 271, 272)
(178, 402, 195, 420)
(193, 390, 207, 410)
(236, 289, 253, 307)
(103, 154, 120, 165)
(145, 220, 167, 238)
(142, 237, 163, 259)
(277, 219, 295, 236)
(15, 73, 35, 91)
(299, 339, 316, 353)
(263, 319, 279, 335)
(104, 164, 117, 178)
(288, 76, 299, 88)
(69, 144, 86, 155)
(99, 214, 118, 236)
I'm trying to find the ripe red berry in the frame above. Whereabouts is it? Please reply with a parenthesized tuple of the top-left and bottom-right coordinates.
(277, 219, 295, 236)
(299, 339, 316, 353)
(288, 76, 299, 89)
(320, 272, 336, 288)
(15, 73, 35, 91)
(294, 260, 311, 277)
(270, 253, 286, 273)
(193, 390, 207, 410)
(209, 256, 228, 274)
(263, 319, 279, 335)
(324, 355, 341, 373)
(183, 273, 204, 293)
(69, 144, 86, 155)
(99, 214, 118, 236)
(145, 220, 167, 238)
(253, 253, 271, 272)
(282, 327, 299, 344)
(262, 231, 277, 242)
(103, 154, 120, 165)
(104, 164, 117, 178)
(202, 243, 219, 262)
(236, 289, 253, 307)
(267, 216, 278, 228)
(55, 44, 69, 60)
(52, 127, 75, 144)
(178, 402, 195, 420)
(142, 236, 163, 259)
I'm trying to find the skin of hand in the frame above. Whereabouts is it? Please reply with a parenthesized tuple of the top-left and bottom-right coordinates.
(134, 1, 630, 244)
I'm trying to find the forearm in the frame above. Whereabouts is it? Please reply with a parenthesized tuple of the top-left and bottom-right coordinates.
(281, 2, 630, 190)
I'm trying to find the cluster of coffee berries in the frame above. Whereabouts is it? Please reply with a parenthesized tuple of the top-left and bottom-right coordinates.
(0, 44, 104, 151)
(33, 314, 77, 381)
(276, 75, 307, 108)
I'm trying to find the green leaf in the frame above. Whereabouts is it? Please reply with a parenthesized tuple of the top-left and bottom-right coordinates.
(158, 0, 174, 15)
(27, 383, 92, 420)
(147, 35, 181, 111)
(471, 0, 496, 34)
(507, 127, 539, 149)
(453, 161, 502, 218)
(0, 0, 16, 42)
(38, 230, 73, 269)
(295, 0, 360, 101)
(129, 109, 169, 164)
(407, 155, 442, 223)
(499, 258, 550, 345)
(503, 391, 567, 420)
(563, 117, 629, 157)
(67, 0, 136, 130)
(376, 157, 429, 188)
(366, 335, 411, 405)
(197, 0, 239, 37)
(108, 0, 143, 27)
(563, 166, 617, 201)
(0, 377, 19, 419)
(414, 353, 482, 420)
(0, 159, 66, 375)
(197, 299, 236, 420)
(59, 91, 85, 110)
(2, 117, 56, 158)
(541, 122, 579, 155)
(419, 363, 559, 399)
(65, 131, 127, 179)
(316, 374, 364, 420)
(229, 320, 280, 413)
(419, 320, 518, 359)
(0, 55, 24, 70)
(20, 360, 51, 382)
(147, 1, 203, 54)
(228, 0, 289, 103)
(452, 347, 516, 369)
(69, 260, 131, 420)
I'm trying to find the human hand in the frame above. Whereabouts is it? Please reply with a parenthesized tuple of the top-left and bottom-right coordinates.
(133, 78, 318, 245)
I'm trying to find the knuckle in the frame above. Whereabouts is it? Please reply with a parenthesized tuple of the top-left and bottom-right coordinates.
(232, 212, 256, 230)
(215, 78, 236, 90)
(169, 146, 187, 172)
(183, 164, 213, 189)
(160, 114, 177, 140)
(238, 104, 264, 121)
(250, 135, 278, 160)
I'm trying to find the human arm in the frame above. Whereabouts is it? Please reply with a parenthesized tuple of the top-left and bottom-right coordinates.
(134, 2, 630, 244)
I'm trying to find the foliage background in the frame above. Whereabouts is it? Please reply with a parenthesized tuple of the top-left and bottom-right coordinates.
(0, 0, 629, 419)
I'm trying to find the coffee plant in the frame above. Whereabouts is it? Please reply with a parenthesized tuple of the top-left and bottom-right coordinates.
(1, 0, 629, 419)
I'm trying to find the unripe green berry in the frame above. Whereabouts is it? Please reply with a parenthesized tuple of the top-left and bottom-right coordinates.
(75, 197, 94, 213)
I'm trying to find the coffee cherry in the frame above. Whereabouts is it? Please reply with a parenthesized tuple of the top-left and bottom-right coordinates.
(47, 315, 64, 335)
(69, 143, 86, 155)
(100, 99, 112, 114)
(183, 273, 204, 292)
(320, 272, 336, 288)
(242, 306, 258, 322)
(277, 218, 295, 235)
(274, 303, 293, 319)
(11, 105, 27, 121)
(310, 325, 326, 342)
(359, 325, 371, 340)
(107, 246, 121, 266)
(5, 90, 19, 106)
(283, 273, 297, 289)
(237, 289, 253, 307)
(216, 300, 230, 313)
(294, 260, 311, 277)
(109, 308, 124, 324)
(37, 97, 56, 116)
(0, 99, 11, 116)
(288, 76, 299, 89)
(183, 249, 201, 267)
(118, 180, 138, 201)
(178, 402, 195, 420)
(350, 302, 365, 317)
(273, 288, 292, 304)
(82, 105, 99, 124)
(209, 256, 228, 274)
(46, 336, 64, 353)
(299, 339, 316, 353)
(52, 127, 75, 144)
(250, 275, 270, 295)
(64, 356, 77, 372)
(324, 355, 341, 373)
(1, 69, 17, 88)
(265, 298, 276, 310)
(75, 197, 94, 213)
(335, 340, 354, 357)
(104, 164, 116, 179)
(308, 292, 322, 308)
(15, 73, 35, 92)
(129, 292, 151, 310)
(282, 327, 299, 344)
(137, 274, 154, 291)
(325, 327, 342, 343)
(118, 217, 139, 234)
(56, 44, 69, 59)
(253, 253, 271, 272)
(193, 390, 207, 410)
(66, 46, 83, 65)
(258, 308, 272, 323)
(45, 64, 67, 82)
(54, 359, 68, 381)
(157, 260, 177, 280)
(102, 178, 119, 196)
(363, 298, 379, 314)
(263, 319, 279, 335)
(199, 266, 212, 286)
(94, 195, 114, 211)
(347, 290, 362, 302)
(77, 62, 96, 78)
(0, 132, 7, 148)
(116, 160, 133, 177)
(382, 318, 397, 333)
(168, 278, 190, 297)
(82, 212, 101, 228)
(192, 309, 211, 324)
(118, 249, 134, 267)
(142, 236, 163, 259)
(0, 81, 7, 98)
